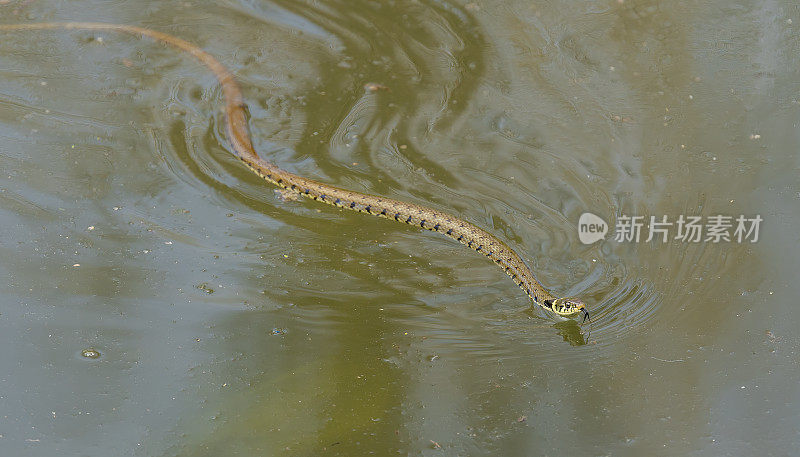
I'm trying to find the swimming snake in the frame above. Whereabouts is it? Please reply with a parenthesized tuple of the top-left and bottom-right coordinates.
(0, 22, 589, 321)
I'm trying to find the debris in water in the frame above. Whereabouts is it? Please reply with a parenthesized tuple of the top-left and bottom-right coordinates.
(81, 348, 101, 359)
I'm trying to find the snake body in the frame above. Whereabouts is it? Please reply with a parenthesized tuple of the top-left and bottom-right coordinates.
(0, 22, 588, 321)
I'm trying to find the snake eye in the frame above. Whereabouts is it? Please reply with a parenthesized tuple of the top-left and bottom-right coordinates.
(550, 297, 589, 319)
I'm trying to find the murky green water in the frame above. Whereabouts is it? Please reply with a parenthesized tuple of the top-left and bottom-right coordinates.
(1, 0, 798, 455)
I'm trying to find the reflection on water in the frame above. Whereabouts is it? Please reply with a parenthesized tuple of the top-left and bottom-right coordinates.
(552, 320, 588, 347)
(0, 0, 798, 455)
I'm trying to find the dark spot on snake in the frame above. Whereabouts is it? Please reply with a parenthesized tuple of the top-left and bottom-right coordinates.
(350, 202, 356, 209)
(446, 229, 453, 235)
(420, 220, 426, 228)
(457, 235, 463, 241)
(433, 223, 440, 231)
(290, 184, 296, 190)
(381, 209, 387, 216)
(335, 198, 341, 205)
(543, 299, 554, 309)
(467, 240, 473, 248)
(406, 216, 412, 223)
(320, 195, 326, 200)
(395, 213, 401, 221)
(365, 205, 371, 213)
(304, 188, 310, 194)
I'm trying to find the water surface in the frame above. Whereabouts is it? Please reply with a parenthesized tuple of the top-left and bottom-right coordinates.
(0, 0, 798, 455)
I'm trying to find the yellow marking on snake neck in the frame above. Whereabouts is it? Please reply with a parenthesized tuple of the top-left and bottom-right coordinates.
(0, 22, 588, 320)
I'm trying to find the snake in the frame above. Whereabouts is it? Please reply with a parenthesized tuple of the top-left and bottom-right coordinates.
(0, 22, 589, 322)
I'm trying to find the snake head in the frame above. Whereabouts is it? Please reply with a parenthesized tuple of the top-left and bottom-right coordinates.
(547, 297, 589, 322)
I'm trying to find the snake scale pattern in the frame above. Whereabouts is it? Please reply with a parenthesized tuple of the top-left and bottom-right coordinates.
(0, 22, 588, 321)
